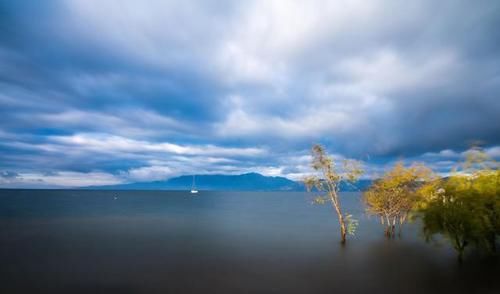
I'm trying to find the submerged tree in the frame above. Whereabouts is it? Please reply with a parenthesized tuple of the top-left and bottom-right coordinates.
(363, 162, 435, 237)
(418, 148, 500, 261)
(304, 144, 363, 244)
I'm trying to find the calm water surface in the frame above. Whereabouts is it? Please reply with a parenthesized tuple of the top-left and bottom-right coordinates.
(0, 190, 498, 293)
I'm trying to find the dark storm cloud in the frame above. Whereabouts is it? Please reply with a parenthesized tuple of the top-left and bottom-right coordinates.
(0, 171, 18, 179)
(0, 0, 499, 186)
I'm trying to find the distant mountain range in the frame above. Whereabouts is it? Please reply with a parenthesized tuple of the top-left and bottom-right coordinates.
(84, 172, 371, 191)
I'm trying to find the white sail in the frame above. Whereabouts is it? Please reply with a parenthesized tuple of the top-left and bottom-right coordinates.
(190, 175, 198, 194)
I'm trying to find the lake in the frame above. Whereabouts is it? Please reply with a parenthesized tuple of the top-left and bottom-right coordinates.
(0, 190, 498, 293)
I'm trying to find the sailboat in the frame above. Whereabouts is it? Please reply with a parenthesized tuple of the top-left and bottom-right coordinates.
(190, 175, 199, 194)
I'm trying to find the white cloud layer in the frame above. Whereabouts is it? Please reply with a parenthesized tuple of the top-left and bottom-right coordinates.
(1, 0, 499, 187)
(45, 133, 266, 157)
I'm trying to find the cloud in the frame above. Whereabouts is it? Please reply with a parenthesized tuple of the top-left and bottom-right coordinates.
(124, 166, 174, 182)
(0, 171, 19, 179)
(47, 133, 266, 157)
(36, 109, 188, 137)
(0, 170, 122, 188)
(1, 0, 499, 187)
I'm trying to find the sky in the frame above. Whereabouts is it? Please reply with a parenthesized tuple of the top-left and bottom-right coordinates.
(1, 0, 500, 188)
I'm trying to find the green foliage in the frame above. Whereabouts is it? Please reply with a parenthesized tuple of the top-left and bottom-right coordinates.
(343, 160, 364, 183)
(311, 195, 329, 205)
(345, 214, 359, 236)
(418, 148, 499, 260)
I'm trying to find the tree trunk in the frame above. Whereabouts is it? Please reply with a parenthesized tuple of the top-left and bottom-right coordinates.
(454, 237, 467, 263)
(398, 219, 403, 237)
(385, 215, 391, 237)
(398, 214, 407, 236)
(391, 217, 397, 238)
(330, 191, 347, 244)
(457, 249, 464, 264)
(338, 213, 347, 244)
(334, 202, 347, 244)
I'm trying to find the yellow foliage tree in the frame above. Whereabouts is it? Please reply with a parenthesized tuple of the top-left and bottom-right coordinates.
(364, 162, 436, 237)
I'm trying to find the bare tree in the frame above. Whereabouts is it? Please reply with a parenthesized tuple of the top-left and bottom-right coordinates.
(304, 144, 363, 244)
